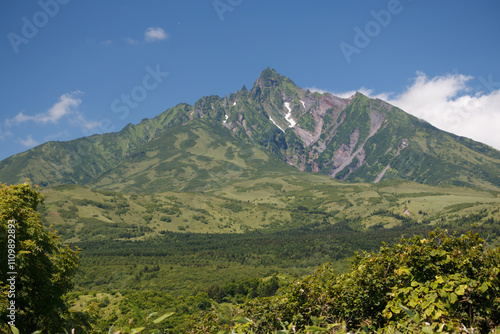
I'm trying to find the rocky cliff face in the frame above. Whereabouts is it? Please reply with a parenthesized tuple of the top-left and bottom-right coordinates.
(190, 68, 500, 188)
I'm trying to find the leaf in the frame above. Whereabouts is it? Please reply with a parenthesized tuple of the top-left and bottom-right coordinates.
(128, 300, 145, 320)
(9, 326, 20, 334)
(108, 325, 115, 334)
(455, 285, 466, 296)
(479, 282, 488, 293)
(399, 304, 416, 319)
(395, 266, 411, 276)
(421, 326, 434, 334)
(153, 312, 175, 324)
(233, 316, 254, 324)
(130, 327, 146, 334)
(304, 325, 330, 332)
(424, 304, 435, 316)
(432, 310, 443, 320)
(442, 282, 454, 292)
(449, 292, 458, 304)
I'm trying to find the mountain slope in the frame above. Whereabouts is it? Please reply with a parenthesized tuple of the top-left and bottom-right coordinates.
(89, 118, 299, 193)
(0, 68, 499, 190)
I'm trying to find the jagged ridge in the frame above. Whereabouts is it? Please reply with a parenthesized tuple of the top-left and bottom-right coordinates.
(1, 68, 499, 191)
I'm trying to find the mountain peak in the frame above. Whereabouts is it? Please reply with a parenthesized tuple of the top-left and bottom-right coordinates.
(253, 68, 296, 90)
(1, 70, 499, 190)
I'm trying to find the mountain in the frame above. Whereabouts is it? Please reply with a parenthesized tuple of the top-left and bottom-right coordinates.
(1, 68, 499, 191)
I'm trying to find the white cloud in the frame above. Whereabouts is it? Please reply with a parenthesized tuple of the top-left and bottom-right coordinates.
(19, 135, 39, 148)
(6, 91, 100, 132)
(385, 73, 500, 151)
(122, 27, 169, 46)
(10, 91, 83, 125)
(144, 27, 169, 42)
(315, 73, 500, 151)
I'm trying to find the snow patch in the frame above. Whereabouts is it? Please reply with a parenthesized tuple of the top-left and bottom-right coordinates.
(223, 114, 229, 124)
(300, 100, 305, 108)
(285, 112, 296, 128)
(284, 102, 296, 128)
(233, 101, 237, 106)
(269, 116, 285, 132)
(284, 102, 292, 113)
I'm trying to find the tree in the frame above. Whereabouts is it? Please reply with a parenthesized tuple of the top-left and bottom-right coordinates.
(0, 182, 79, 333)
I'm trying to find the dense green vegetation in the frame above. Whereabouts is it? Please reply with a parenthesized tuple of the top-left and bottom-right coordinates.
(190, 230, 500, 333)
(0, 183, 79, 333)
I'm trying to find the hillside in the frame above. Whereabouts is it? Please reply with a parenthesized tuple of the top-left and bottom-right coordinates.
(1, 69, 499, 191)
(41, 174, 500, 244)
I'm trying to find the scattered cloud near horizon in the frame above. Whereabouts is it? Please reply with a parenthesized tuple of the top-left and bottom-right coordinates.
(4, 91, 99, 148)
(308, 72, 500, 151)
(19, 135, 39, 148)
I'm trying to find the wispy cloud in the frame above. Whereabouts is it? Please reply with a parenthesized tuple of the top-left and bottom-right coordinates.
(6, 91, 100, 132)
(74, 113, 100, 130)
(0, 128, 12, 140)
(124, 37, 139, 45)
(9, 91, 83, 125)
(19, 135, 39, 148)
(310, 72, 500, 150)
(144, 27, 169, 42)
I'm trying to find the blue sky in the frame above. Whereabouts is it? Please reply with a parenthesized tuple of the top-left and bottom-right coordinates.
(1, 0, 500, 161)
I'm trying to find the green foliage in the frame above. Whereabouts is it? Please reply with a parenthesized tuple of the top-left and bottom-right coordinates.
(196, 229, 500, 333)
(109, 300, 173, 334)
(0, 182, 79, 333)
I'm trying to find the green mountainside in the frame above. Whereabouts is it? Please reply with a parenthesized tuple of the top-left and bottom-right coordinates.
(1, 68, 499, 191)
